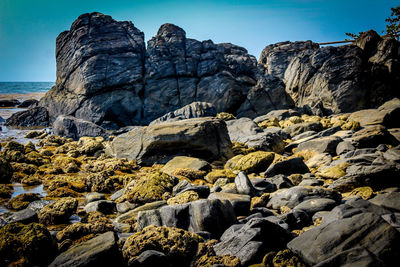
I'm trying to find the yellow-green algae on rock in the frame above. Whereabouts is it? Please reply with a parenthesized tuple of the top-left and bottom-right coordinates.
(167, 190, 200, 205)
(234, 151, 275, 173)
(122, 225, 203, 266)
(0, 222, 55, 266)
(123, 171, 175, 204)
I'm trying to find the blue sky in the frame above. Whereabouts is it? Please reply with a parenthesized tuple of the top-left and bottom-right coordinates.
(0, 0, 398, 81)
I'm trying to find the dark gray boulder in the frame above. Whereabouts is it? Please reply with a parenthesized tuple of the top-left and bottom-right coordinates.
(84, 200, 115, 214)
(129, 250, 168, 267)
(226, 118, 285, 153)
(49, 231, 122, 267)
(370, 192, 400, 213)
(0, 99, 20, 107)
(106, 117, 233, 165)
(39, 12, 146, 126)
(292, 198, 338, 216)
(5, 107, 49, 127)
(17, 99, 39, 108)
(264, 174, 294, 189)
(208, 192, 251, 215)
(214, 218, 292, 265)
(137, 199, 237, 238)
(53, 115, 108, 140)
(267, 186, 341, 210)
(287, 212, 400, 266)
(264, 157, 310, 177)
(258, 40, 320, 79)
(297, 136, 342, 155)
(235, 172, 256, 196)
(149, 102, 216, 125)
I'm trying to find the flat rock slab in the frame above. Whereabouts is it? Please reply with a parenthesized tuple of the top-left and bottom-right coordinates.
(49, 231, 121, 267)
(106, 117, 233, 165)
(288, 212, 400, 266)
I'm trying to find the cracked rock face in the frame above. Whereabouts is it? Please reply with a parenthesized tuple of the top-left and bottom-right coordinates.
(39, 12, 293, 127)
(40, 12, 146, 126)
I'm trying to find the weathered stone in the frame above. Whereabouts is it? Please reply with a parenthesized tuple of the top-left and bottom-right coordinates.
(265, 157, 310, 177)
(122, 225, 203, 266)
(370, 192, 400, 213)
(161, 156, 211, 176)
(4, 107, 49, 127)
(351, 125, 399, 148)
(293, 198, 337, 216)
(297, 136, 342, 155)
(267, 186, 341, 210)
(214, 218, 292, 265)
(53, 115, 108, 140)
(50, 231, 121, 267)
(106, 118, 233, 165)
(137, 199, 237, 238)
(208, 192, 251, 215)
(287, 212, 400, 266)
(84, 200, 115, 214)
(38, 197, 78, 225)
(0, 222, 54, 266)
(149, 102, 217, 125)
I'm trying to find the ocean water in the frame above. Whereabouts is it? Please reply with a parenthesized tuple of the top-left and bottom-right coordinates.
(0, 81, 54, 94)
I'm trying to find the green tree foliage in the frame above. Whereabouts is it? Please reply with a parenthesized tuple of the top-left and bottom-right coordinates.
(345, 5, 399, 40)
(385, 6, 400, 40)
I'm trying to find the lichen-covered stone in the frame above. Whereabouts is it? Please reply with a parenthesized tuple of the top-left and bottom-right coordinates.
(319, 163, 350, 179)
(167, 190, 200, 205)
(205, 169, 237, 184)
(7, 193, 41, 211)
(258, 117, 280, 129)
(0, 157, 13, 183)
(231, 141, 256, 155)
(123, 171, 175, 204)
(345, 186, 375, 200)
(191, 240, 240, 267)
(216, 112, 236, 121)
(83, 157, 138, 173)
(38, 197, 78, 225)
(261, 249, 306, 267)
(171, 168, 207, 181)
(234, 151, 275, 173)
(0, 222, 54, 266)
(38, 135, 71, 147)
(53, 156, 82, 173)
(122, 225, 203, 266)
(0, 184, 13, 198)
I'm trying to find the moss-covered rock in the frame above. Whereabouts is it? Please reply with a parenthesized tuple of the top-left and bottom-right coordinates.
(191, 240, 240, 267)
(77, 137, 104, 156)
(345, 186, 375, 200)
(53, 156, 82, 173)
(0, 157, 13, 183)
(24, 151, 48, 166)
(56, 220, 114, 251)
(47, 187, 82, 198)
(7, 193, 41, 211)
(167, 190, 200, 205)
(24, 141, 37, 154)
(234, 151, 275, 173)
(0, 222, 54, 266)
(205, 169, 237, 184)
(83, 157, 138, 173)
(258, 117, 280, 129)
(319, 162, 350, 179)
(38, 197, 78, 225)
(261, 249, 306, 267)
(38, 135, 71, 147)
(21, 175, 42, 186)
(341, 120, 360, 131)
(231, 141, 256, 155)
(122, 225, 203, 266)
(123, 172, 175, 204)
(216, 112, 236, 121)
(11, 162, 38, 176)
(279, 116, 303, 128)
(43, 175, 86, 193)
(0, 184, 13, 198)
(224, 154, 245, 170)
(251, 193, 271, 209)
(171, 168, 207, 181)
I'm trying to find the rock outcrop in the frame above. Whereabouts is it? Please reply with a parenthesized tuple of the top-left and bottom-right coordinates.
(37, 12, 293, 128)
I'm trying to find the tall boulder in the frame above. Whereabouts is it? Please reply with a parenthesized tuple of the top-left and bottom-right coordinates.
(39, 12, 146, 126)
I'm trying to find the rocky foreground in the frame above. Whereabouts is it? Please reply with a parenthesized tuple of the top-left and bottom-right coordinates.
(1, 97, 400, 266)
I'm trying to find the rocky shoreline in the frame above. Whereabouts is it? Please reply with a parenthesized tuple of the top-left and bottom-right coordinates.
(1, 97, 400, 266)
(1, 11, 400, 267)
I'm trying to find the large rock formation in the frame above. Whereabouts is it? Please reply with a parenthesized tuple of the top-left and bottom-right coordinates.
(282, 30, 400, 114)
(25, 13, 399, 130)
(37, 12, 293, 127)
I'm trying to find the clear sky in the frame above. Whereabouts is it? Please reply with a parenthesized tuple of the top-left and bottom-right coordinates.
(0, 0, 398, 82)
